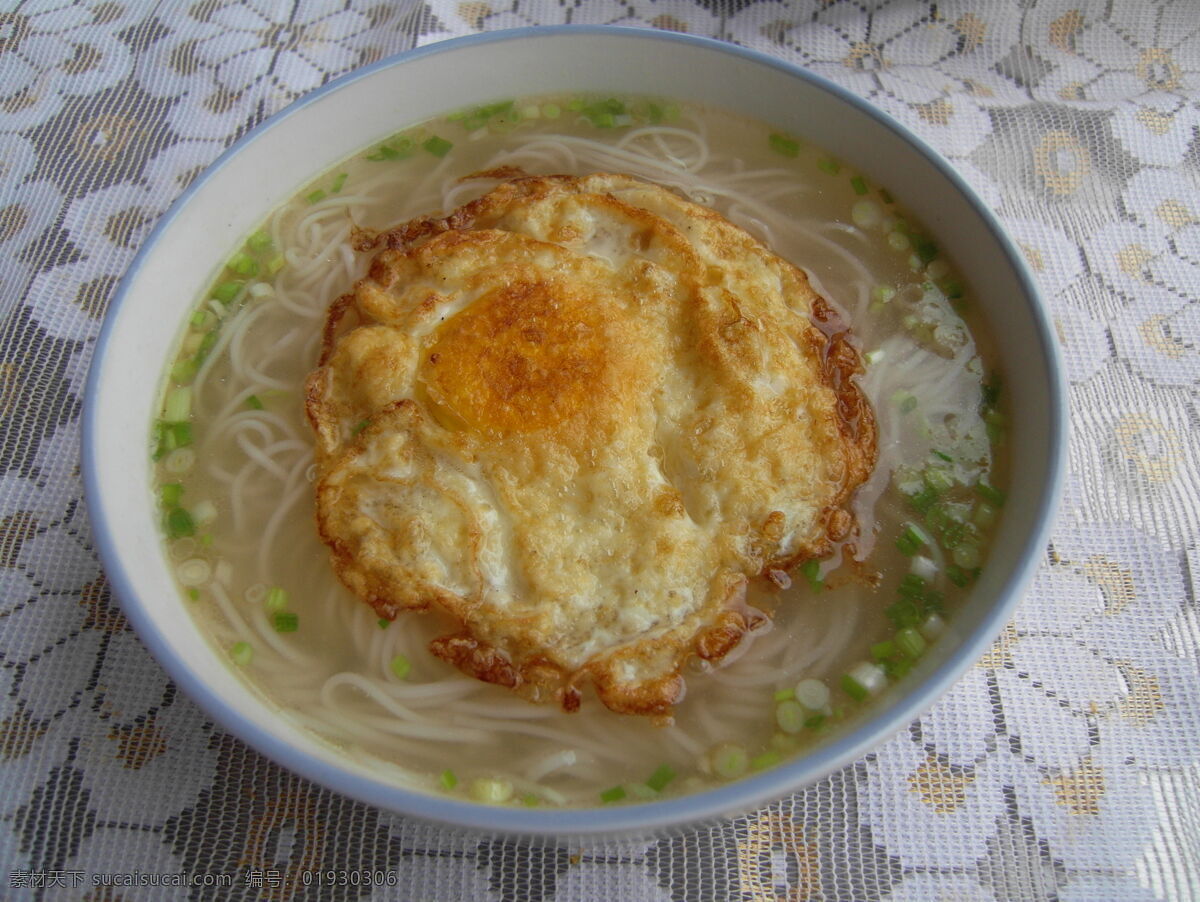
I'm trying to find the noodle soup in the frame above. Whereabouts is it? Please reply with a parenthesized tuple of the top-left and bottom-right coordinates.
(151, 96, 1005, 807)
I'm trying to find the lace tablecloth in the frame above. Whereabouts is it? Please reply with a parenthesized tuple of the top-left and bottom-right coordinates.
(2, 1, 1198, 899)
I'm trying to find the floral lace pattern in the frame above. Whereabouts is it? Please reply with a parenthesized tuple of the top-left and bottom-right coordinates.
(2, 2, 1198, 899)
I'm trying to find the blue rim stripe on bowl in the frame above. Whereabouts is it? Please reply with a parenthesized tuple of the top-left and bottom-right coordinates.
(82, 25, 1066, 836)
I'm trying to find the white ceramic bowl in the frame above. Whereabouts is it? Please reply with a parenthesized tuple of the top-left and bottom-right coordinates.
(83, 26, 1065, 836)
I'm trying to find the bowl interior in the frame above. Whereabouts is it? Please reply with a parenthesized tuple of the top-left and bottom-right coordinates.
(84, 27, 1063, 836)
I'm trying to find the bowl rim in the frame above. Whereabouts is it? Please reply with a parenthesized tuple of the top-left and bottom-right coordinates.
(82, 24, 1067, 836)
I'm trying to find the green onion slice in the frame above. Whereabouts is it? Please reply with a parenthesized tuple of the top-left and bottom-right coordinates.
(166, 507, 195, 539)
(230, 642, 252, 666)
(645, 763, 676, 792)
(422, 135, 453, 157)
(768, 133, 800, 157)
(600, 785, 626, 803)
(390, 655, 411, 680)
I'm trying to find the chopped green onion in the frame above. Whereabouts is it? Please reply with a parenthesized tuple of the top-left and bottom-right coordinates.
(623, 782, 657, 800)
(352, 419, 370, 436)
(871, 640, 896, 661)
(975, 481, 1006, 507)
(853, 200, 882, 229)
(864, 349, 885, 366)
(932, 450, 953, 463)
(440, 769, 458, 790)
(194, 331, 218, 364)
(246, 230, 272, 254)
(377, 617, 390, 629)
(470, 777, 513, 804)
(981, 373, 1002, 408)
(972, 502, 998, 529)
(166, 507, 195, 539)
(189, 310, 212, 328)
(186, 587, 200, 601)
(580, 98, 626, 128)
(896, 523, 926, 556)
(913, 236, 938, 264)
(646, 763, 676, 792)
(775, 699, 806, 734)
(265, 586, 288, 611)
(774, 687, 795, 702)
(245, 394, 264, 410)
(189, 499, 216, 527)
(923, 466, 955, 492)
(946, 564, 973, 587)
(940, 519, 975, 550)
(162, 422, 193, 452)
(330, 172, 348, 192)
(841, 672, 869, 702)
(600, 785, 626, 803)
(850, 175, 868, 195)
(818, 158, 840, 175)
(925, 501, 968, 534)
(920, 613, 947, 640)
(266, 255, 285, 276)
(521, 793, 540, 807)
(953, 542, 982, 569)
(799, 558, 823, 591)
(943, 279, 965, 300)
(844, 657, 892, 700)
(910, 554, 938, 582)
(228, 252, 258, 277)
(850, 661, 888, 696)
(768, 133, 800, 157)
(804, 713, 827, 730)
(794, 679, 830, 711)
(164, 386, 192, 423)
(422, 135, 453, 157)
(272, 611, 299, 633)
(212, 280, 243, 304)
(171, 359, 198, 383)
(888, 230, 910, 251)
(305, 189, 326, 205)
(160, 482, 184, 508)
(896, 627, 927, 659)
(871, 283, 895, 304)
(390, 655, 411, 680)
(926, 258, 950, 280)
(541, 103, 561, 119)
(230, 642, 252, 666)
(199, 533, 214, 547)
(710, 742, 749, 780)
(366, 136, 414, 161)
(897, 573, 928, 598)
(878, 188, 894, 204)
(751, 750, 780, 771)
(907, 484, 940, 514)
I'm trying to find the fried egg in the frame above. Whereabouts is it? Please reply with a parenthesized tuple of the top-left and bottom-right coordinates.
(305, 173, 876, 717)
